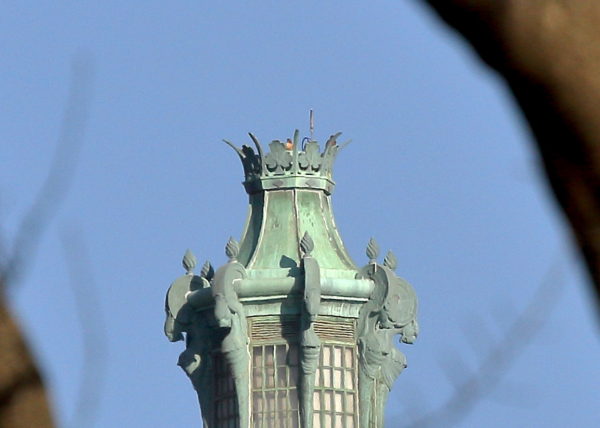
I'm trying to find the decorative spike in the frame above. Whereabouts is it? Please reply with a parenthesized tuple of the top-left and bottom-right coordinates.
(200, 260, 214, 280)
(366, 238, 380, 262)
(325, 132, 342, 148)
(291, 129, 300, 174)
(228, 129, 348, 191)
(248, 132, 265, 174)
(300, 231, 314, 256)
(225, 237, 239, 261)
(383, 250, 398, 271)
(223, 139, 244, 158)
(339, 139, 352, 150)
(182, 249, 197, 274)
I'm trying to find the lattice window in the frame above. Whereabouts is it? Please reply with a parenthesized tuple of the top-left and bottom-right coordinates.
(313, 344, 358, 428)
(248, 316, 358, 428)
(251, 343, 300, 427)
(214, 353, 239, 428)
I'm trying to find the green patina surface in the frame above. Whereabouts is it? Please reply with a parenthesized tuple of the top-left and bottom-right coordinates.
(247, 190, 300, 269)
(163, 130, 419, 428)
(296, 190, 355, 271)
(240, 188, 357, 274)
(237, 194, 263, 266)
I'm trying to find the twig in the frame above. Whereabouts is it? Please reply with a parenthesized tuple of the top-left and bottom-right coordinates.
(404, 251, 566, 428)
(60, 226, 107, 428)
(0, 52, 93, 290)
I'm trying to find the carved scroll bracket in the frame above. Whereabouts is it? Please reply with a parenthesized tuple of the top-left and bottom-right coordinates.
(164, 240, 251, 428)
(164, 250, 214, 427)
(356, 239, 419, 427)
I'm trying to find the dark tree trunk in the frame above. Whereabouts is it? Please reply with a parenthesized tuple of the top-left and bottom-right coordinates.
(423, 0, 600, 314)
(0, 298, 55, 428)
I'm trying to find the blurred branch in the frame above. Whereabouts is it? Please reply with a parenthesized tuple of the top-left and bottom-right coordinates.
(420, 0, 600, 320)
(61, 227, 107, 428)
(0, 298, 55, 428)
(0, 53, 94, 428)
(404, 253, 565, 428)
(0, 52, 93, 289)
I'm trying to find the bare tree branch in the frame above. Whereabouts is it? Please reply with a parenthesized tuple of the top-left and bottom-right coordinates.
(419, 0, 600, 321)
(0, 52, 94, 289)
(0, 53, 94, 428)
(0, 298, 55, 428)
(61, 227, 107, 428)
(404, 253, 565, 428)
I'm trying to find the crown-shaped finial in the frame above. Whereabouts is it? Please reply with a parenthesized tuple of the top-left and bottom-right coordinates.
(224, 130, 347, 195)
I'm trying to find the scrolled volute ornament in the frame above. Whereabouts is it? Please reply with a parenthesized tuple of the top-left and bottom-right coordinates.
(356, 255, 418, 427)
(164, 249, 215, 427)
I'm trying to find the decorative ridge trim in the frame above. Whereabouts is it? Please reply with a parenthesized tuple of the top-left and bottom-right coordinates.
(299, 232, 321, 428)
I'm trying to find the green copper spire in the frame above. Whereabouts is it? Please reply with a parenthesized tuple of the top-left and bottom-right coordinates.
(164, 129, 419, 428)
(226, 130, 355, 274)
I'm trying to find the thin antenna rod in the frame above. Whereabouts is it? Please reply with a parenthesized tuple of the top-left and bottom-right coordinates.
(309, 109, 314, 140)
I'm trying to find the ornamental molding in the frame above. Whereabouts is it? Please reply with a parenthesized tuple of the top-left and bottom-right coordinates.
(225, 130, 348, 194)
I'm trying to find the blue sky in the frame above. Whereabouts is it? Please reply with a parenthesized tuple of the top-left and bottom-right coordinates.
(2, 2, 599, 427)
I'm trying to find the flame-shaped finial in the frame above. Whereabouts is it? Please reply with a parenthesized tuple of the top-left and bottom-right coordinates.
(300, 231, 315, 256)
(383, 250, 397, 271)
(225, 237, 239, 261)
(182, 249, 197, 274)
(200, 260, 214, 280)
(366, 238, 380, 263)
